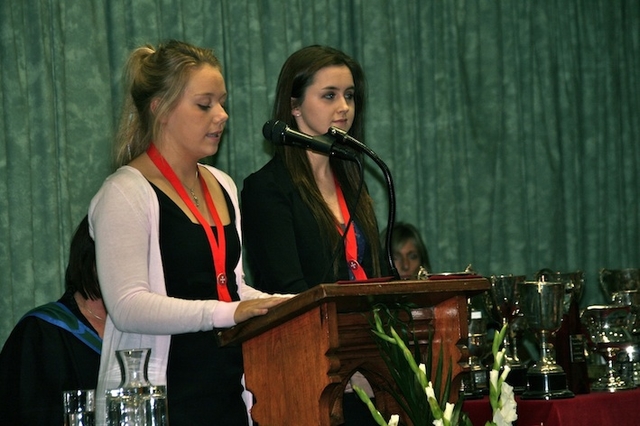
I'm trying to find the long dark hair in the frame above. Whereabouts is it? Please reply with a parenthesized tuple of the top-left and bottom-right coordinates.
(271, 45, 382, 277)
(389, 222, 431, 272)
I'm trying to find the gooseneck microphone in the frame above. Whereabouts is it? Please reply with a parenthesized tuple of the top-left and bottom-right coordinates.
(262, 120, 357, 162)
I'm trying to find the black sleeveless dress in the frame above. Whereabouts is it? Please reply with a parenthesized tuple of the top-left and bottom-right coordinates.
(151, 183, 248, 426)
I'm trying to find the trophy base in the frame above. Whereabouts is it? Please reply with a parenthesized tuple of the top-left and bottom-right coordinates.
(591, 374, 636, 392)
(521, 372, 575, 400)
(460, 371, 486, 400)
(462, 389, 485, 400)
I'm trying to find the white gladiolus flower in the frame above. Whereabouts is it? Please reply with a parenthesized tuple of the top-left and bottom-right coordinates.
(443, 402, 454, 420)
(489, 369, 499, 389)
(426, 381, 436, 401)
(495, 348, 505, 367)
(492, 381, 518, 426)
(500, 364, 511, 382)
(387, 414, 399, 426)
(499, 382, 517, 420)
(420, 363, 427, 376)
(432, 420, 444, 426)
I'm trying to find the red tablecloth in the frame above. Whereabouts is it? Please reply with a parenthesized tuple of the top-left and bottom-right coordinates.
(462, 388, 640, 426)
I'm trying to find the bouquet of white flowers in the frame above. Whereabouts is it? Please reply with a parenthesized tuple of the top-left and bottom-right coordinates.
(486, 325, 518, 426)
(355, 305, 517, 426)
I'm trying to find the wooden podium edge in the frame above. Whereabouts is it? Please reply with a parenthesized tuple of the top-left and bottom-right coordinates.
(218, 278, 490, 347)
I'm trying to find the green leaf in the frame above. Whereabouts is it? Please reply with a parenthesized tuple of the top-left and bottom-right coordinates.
(353, 385, 389, 426)
(492, 324, 508, 357)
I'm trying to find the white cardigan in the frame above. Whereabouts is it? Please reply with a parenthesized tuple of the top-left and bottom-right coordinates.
(89, 165, 271, 424)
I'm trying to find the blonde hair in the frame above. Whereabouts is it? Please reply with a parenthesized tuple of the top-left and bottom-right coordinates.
(113, 40, 222, 168)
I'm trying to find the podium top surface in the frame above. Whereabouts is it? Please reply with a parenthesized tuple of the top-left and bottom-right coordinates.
(218, 277, 489, 346)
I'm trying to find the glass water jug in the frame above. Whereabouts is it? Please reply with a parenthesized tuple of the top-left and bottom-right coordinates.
(106, 348, 168, 426)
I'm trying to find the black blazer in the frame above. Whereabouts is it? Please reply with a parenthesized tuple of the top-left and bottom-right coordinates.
(241, 155, 378, 294)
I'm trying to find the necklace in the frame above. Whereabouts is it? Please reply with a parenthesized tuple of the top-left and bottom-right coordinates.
(146, 143, 232, 302)
(84, 304, 105, 321)
(185, 170, 200, 207)
(77, 298, 105, 321)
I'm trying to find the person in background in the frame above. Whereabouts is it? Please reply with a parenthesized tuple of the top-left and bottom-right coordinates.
(0, 215, 105, 425)
(89, 40, 286, 425)
(241, 45, 384, 426)
(386, 221, 431, 279)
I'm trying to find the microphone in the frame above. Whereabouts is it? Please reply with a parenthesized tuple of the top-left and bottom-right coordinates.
(262, 120, 357, 162)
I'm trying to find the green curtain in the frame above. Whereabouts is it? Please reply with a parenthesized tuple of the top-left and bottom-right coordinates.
(1, 0, 638, 345)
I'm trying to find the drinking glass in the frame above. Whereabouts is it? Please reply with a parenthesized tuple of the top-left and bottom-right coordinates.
(63, 389, 95, 426)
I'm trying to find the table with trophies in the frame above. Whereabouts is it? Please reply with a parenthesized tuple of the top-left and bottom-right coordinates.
(461, 268, 640, 426)
(463, 386, 640, 426)
(60, 268, 640, 425)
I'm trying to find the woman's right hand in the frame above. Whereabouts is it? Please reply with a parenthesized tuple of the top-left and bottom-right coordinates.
(234, 297, 288, 323)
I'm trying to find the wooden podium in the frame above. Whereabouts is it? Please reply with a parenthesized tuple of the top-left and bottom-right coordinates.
(218, 277, 489, 426)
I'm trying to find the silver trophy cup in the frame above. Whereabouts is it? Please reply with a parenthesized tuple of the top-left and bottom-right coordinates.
(488, 274, 529, 393)
(518, 279, 574, 399)
(581, 305, 635, 391)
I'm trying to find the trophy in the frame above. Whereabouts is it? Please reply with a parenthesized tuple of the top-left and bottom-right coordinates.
(535, 269, 584, 314)
(535, 269, 589, 394)
(599, 270, 640, 387)
(581, 305, 635, 391)
(611, 290, 640, 342)
(607, 289, 640, 387)
(460, 300, 489, 399)
(487, 274, 528, 392)
(518, 278, 574, 399)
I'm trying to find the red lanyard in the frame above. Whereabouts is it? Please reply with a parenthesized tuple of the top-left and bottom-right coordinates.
(146, 144, 232, 302)
(334, 179, 368, 281)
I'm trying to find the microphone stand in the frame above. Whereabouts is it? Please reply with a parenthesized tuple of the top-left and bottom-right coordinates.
(327, 127, 400, 280)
